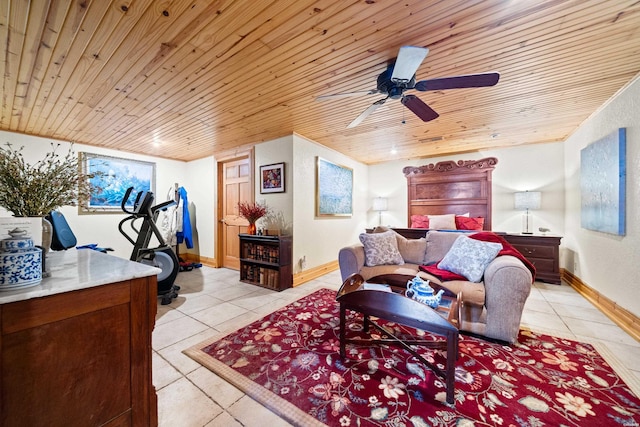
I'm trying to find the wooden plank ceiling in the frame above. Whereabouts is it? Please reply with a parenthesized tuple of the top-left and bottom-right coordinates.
(1, 0, 639, 164)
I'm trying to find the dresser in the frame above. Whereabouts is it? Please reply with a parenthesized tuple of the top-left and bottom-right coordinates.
(502, 234, 562, 284)
(0, 250, 159, 426)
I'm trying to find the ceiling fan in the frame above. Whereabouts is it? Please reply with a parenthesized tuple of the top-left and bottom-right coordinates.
(317, 46, 500, 128)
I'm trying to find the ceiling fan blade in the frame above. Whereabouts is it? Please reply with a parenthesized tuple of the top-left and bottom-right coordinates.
(414, 72, 500, 91)
(315, 89, 379, 101)
(347, 98, 387, 128)
(401, 94, 439, 122)
(391, 46, 429, 82)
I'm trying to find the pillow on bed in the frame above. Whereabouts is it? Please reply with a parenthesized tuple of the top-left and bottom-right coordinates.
(455, 216, 485, 230)
(359, 230, 405, 267)
(427, 213, 456, 230)
(410, 215, 429, 228)
(437, 235, 502, 282)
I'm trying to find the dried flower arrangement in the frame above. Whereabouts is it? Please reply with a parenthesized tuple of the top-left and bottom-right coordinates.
(0, 142, 100, 217)
(237, 201, 268, 224)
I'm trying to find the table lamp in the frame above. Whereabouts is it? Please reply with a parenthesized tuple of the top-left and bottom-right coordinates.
(514, 191, 541, 234)
(372, 197, 388, 226)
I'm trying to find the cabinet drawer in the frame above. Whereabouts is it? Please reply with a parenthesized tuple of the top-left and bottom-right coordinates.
(526, 257, 555, 273)
(511, 244, 555, 259)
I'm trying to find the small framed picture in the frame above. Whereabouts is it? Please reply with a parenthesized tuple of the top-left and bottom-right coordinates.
(260, 162, 285, 193)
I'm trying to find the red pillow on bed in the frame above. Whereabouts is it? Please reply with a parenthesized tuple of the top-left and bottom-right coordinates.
(455, 216, 484, 230)
(410, 215, 429, 228)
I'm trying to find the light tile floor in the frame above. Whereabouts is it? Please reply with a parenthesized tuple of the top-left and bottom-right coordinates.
(152, 267, 640, 427)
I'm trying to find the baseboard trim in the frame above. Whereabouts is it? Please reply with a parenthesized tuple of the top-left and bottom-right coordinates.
(293, 261, 339, 287)
(181, 252, 217, 268)
(562, 269, 640, 342)
(180, 252, 338, 287)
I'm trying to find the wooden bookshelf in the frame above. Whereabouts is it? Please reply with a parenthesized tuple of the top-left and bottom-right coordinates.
(239, 234, 292, 291)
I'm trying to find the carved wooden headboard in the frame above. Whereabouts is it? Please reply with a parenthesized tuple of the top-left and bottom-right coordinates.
(403, 157, 498, 230)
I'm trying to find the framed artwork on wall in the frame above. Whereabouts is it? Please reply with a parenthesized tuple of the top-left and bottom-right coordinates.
(260, 162, 285, 193)
(79, 153, 156, 214)
(580, 128, 626, 235)
(316, 157, 353, 217)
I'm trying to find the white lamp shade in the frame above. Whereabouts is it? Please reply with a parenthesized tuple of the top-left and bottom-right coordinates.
(372, 197, 388, 212)
(514, 191, 541, 210)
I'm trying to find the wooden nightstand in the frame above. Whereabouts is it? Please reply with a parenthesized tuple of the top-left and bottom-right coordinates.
(502, 234, 562, 284)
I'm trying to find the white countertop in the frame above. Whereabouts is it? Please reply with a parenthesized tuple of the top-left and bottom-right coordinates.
(0, 249, 161, 305)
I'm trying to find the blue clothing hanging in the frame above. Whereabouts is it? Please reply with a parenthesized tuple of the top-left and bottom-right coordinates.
(176, 186, 193, 249)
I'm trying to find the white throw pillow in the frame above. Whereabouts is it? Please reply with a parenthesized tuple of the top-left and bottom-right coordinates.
(437, 235, 502, 282)
(359, 230, 405, 267)
(428, 214, 456, 230)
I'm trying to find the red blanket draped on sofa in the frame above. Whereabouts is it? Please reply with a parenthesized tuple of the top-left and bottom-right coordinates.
(419, 232, 536, 282)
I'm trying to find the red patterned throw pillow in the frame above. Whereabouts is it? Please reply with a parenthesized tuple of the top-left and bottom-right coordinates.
(410, 214, 429, 228)
(455, 216, 484, 230)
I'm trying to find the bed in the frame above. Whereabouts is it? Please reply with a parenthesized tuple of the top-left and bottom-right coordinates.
(393, 157, 498, 239)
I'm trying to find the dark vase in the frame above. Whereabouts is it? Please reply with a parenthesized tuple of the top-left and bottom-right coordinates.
(247, 223, 257, 235)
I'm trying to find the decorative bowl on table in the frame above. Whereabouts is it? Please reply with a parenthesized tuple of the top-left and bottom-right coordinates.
(406, 275, 444, 308)
(0, 228, 42, 291)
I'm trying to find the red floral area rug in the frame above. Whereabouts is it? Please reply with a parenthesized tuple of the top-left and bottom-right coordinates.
(184, 288, 640, 427)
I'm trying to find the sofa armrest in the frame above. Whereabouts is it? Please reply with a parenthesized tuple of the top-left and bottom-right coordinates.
(338, 244, 365, 282)
(482, 255, 533, 343)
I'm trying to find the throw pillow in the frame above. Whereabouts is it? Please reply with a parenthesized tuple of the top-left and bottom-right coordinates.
(427, 213, 456, 230)
(395, 233, 427, 264)
(455, 216, 485, 230)
(437, 235, 502, 282)
(410, 215, 429, 228)
(359, 230, 405, 267)
(424, 230, 469, 265)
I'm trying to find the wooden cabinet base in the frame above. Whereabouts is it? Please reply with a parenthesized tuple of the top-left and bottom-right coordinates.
(0, 277, 158, 426)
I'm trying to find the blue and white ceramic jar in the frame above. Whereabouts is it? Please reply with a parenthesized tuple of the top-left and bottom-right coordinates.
(0, 228, 42, 291)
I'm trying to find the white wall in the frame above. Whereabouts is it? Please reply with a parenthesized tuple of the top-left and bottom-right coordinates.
(367, 142, 566, 236)
(182, 156, 216, 259)
(253, 135, 294, 234)
(291, 134, 368, 272)
(0, 130, 188, 259)
(563, 76, 640, 316)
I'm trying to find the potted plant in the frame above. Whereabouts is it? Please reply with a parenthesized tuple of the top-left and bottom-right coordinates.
(237, 201, 268, 235)
(0, 142, 100, 251)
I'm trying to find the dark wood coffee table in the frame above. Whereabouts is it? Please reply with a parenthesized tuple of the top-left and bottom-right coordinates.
(367, 273, 461, 326)
(336, 273, 460, 405)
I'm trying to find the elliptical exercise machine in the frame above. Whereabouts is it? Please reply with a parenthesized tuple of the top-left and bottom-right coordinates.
(119, 187, 180, 305)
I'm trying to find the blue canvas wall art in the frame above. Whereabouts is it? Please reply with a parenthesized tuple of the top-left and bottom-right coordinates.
(580, 128, 626, 235)
(316, 157, 353, 216)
